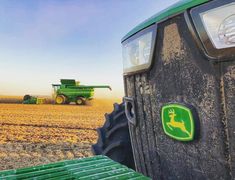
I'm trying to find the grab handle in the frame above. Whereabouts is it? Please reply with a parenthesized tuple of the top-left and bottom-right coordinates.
(124, 97, 137, 126)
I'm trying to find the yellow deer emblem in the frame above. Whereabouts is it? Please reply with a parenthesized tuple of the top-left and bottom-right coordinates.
(167, 109, 191, 137)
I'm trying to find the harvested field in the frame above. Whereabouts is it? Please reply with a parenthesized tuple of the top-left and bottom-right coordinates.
(0, 98, 121, 170)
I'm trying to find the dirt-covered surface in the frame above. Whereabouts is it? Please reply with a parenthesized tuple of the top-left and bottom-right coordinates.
(0, 98, 121, 170)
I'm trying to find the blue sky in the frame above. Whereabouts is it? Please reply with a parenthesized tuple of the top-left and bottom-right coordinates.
(0, 0, 177, 98)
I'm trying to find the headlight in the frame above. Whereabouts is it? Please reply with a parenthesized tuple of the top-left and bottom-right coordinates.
(191, 0, 235, 60)
(122, 25, 157, 74)
(200, 3, 235, 49)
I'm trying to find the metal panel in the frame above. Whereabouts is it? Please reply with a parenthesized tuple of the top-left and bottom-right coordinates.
(125, 14, 233, 179)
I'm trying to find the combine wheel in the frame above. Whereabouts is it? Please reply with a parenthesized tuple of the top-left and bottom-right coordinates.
(76, 97, 85, 105)
(55, 95, 66, 104)
(92, 102, 135, 169)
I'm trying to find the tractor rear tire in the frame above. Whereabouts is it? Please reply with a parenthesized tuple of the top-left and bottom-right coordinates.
(92, 102, 135, 169)
(55, 95, 66, 104)
(76, 97, 85, 105)
(23, 95, 31, 101)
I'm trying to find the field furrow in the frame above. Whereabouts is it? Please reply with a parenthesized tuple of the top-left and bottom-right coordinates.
(0, 98, 121, 170)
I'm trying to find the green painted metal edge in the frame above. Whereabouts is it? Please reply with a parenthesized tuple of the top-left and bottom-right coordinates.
(122, 0, 209, 42)
(0, 155, 150, 180)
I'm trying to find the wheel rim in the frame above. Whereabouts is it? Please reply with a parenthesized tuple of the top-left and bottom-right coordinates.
(56, 96, 64, 104)
(77, 99, 82, 105)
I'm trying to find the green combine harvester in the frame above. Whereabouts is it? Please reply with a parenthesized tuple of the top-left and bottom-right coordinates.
(23, 79, 111, 105)
(3, 0, 235, 179)
(52, 79, 111, 105)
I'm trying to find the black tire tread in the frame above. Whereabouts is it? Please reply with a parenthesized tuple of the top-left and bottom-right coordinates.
(76, 97, 85, 105)
(106, 121, 128, 138)
(92, 101, 135, 169)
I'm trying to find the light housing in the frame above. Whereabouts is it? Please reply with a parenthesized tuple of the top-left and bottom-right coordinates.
(190, 0, 235, 60)
(122, 25, 157, 75)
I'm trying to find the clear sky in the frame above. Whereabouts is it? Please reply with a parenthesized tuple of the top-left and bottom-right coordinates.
(0, 0, 177, 98)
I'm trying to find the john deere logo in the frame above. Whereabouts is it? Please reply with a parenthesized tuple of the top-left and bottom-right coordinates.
(161, 104, 195, 141)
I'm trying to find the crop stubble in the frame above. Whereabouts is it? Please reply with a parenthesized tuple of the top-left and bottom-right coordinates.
(0, 98, 120, 170)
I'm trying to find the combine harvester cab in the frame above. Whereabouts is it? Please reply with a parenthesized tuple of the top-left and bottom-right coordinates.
(52, 79, 111, 105)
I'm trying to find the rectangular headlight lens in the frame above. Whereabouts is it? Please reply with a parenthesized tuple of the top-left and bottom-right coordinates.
(122, 26, 156, 74)
(200, 3, 235, 49)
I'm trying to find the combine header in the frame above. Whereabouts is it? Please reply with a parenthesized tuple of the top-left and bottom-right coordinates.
(22, 95, 46, 104)
(52, 79, 111, 105)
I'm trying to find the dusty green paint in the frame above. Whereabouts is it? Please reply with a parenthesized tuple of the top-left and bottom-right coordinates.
(161, 104, 195, 141)
(122, 0, 209, 42)
(0, 156, 149, 179)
